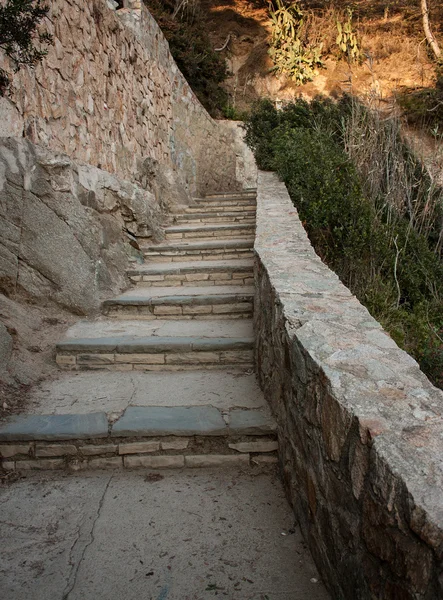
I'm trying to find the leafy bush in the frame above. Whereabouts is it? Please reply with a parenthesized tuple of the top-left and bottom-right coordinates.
(397, 75, 443, 136)
(0, 0, 52, 95)
(244, 97, 443, 388)
(268, 0, 324, 85)
(143, 0, 228, 116)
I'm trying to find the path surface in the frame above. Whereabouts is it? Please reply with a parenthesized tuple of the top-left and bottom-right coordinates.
(0, 468, 328, 600)
(1, 190, 330, 598)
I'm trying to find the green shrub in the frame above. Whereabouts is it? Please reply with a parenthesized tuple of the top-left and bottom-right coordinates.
(244, 96, 443, 388)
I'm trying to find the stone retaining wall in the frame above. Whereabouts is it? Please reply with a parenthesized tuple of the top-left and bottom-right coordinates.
(254, 171, 443, 599)
(0, 0, 239, 195)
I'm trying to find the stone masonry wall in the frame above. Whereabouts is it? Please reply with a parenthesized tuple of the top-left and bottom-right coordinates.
(0, 0, 239, 196)
(254, 171, 443, 599)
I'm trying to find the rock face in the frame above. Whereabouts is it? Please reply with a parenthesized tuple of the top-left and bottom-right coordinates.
(0, 138, 163, 314)
(0, 0, 240, 196)
(254, 171, 443, 599)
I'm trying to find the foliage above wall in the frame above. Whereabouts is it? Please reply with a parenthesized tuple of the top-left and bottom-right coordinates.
(0, 0, 53, 96)
(143, 0, 228, 116)
(244, 97, 443, 388)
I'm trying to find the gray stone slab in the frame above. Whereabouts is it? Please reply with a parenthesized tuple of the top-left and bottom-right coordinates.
(142, 238, 254, 251)
(27, 371, 268, 415)
(57, 336, 253, 354)
(127, 258, 254, 276)
(0, 413, 109, 441)
(111, 405, 227, 437)
(229, 409, 277, 435)
(113, 285, 254, 299)
(62, 319, 254, 340)
(166, 223, 255, 233)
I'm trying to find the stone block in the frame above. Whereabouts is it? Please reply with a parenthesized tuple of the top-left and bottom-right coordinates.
(185, 454, 250, 468)
(153, 306, 183, 315)
(165, 352, 220, 364)
(56, 355, 77, 366)
(182, 305, 212, 315)
(160, 439, 189, 451)
(124, 455, 184, 469)
(87, 457, 123, 469)
(16, 459, 65, 470)
(0, 443, 33, 458)
(228, 440, 278, 453)
(1, 460, 15, 470)
(115, 353, 165, 364)
(77, 354, 115, 365)
(118, 441, 160, 454)
(35, 444, 78, 457)
(80, 444, 117, 456)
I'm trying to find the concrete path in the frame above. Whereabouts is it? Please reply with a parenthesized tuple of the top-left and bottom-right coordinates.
(0, 468, 329, 600)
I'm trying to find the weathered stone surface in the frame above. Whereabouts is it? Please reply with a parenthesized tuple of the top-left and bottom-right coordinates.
(118, 441, 160, 454)
(228, 440, 278, 453)
(0, 443, 32, 458)
(228, 410, 277, 435)
(254, 171, 443, 599)
(185, 454, 250, 468)
(0, 413, 109, 441)
(35, 444, 78, 457)
(0, 323, 13, 373)
(112, 406, 227, 437)
(0, 0, 244, 197)
(0, 138, 163, 313)
(124, 455, 184, 469)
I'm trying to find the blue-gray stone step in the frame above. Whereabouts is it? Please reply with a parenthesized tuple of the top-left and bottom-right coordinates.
(127, 258, 254, 286)
(101, 286, 254, 320)
(0, 406, 277, 471)
(164, 223, 255, 241)
(56, 335, 254, 371)
(142, 238, 255, 262)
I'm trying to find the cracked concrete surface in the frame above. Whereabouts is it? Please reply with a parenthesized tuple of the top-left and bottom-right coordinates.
(0, 468, 329, 600)
(26, 371, 269, 416)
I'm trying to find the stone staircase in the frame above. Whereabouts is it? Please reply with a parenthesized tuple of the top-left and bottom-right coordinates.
(0, 189, 279, 471)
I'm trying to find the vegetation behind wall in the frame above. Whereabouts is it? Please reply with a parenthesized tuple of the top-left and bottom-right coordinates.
(143, 0, 228, 116)
(244, 97, 443, 388)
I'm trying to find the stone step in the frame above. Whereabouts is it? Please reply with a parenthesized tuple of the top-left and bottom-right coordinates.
(101, 286, 254, 320)
(143, 238, 255, 262)
(0, 405, 277, 471)
(204, 190, 257, 199)
(179, 202, 257, 214)
(127, 259, 254, 286)
(194, 198, 257, 209)
(56, 334, 254, 371)
(173, 211, 256, 225)
(164, 223, 255, 241)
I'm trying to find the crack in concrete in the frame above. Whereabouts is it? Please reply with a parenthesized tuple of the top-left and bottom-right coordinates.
(61, 473, 114, 600)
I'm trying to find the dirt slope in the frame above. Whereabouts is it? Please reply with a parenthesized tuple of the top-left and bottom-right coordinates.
(201, 0, 441, 112)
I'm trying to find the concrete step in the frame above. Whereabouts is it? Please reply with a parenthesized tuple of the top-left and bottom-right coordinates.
(164, 223, 255, 241)
(142, 238, 255, 262)
(173, 211, 256, 225)
(127, 259, 254, 286)
(56, 333, 254, 371)
(101, 286, 254, 320)
(0, 403, 278, 472)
